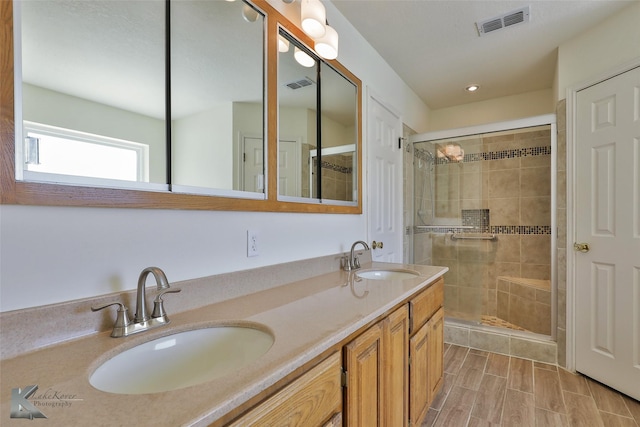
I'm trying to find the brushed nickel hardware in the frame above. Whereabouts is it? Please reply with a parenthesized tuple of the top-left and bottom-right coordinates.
(371, 240, 384, 249)
(91, 302, 131, 338)
(415, 225, 477, 230)
(343, 240, 370, 271)
(451, 233, 497, 241)
(151, 288, 182, 319)
(91, 267, 181, 338)
(574, 242, 590, 253)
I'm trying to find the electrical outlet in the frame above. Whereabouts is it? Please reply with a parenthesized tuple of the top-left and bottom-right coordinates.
(247, 230, 259, 257)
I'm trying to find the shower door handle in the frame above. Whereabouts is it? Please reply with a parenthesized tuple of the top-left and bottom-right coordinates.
(573, 242, 590, 253)
(372, 241, 384, 250)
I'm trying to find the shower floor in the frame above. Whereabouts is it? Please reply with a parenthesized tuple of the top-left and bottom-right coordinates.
(447, 310, 528, 332)
(480, 315, 527, 332)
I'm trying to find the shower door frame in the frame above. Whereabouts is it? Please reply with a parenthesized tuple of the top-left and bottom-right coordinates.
(409, 114, 558, 340)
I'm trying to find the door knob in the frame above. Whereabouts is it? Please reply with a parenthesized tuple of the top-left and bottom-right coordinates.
(573, 242, 590, 253)
(372, 241, 384, 249)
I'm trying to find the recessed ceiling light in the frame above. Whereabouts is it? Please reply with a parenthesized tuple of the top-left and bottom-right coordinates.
(466, 85, 480, 92)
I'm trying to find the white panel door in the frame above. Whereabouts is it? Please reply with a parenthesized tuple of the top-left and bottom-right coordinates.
(243, 136, 264, 192)
(278, 139, 300, 197)
(575, 66, 640, 400)
(367, 96, 403, 262)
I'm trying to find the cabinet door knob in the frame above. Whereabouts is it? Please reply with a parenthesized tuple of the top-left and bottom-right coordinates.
(573, 242, 590, 253)
(372, 241, 384, 249)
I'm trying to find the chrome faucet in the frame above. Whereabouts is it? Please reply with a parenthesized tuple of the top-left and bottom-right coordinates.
(344, 240, 370, 271)
(92, 267, 181, 338)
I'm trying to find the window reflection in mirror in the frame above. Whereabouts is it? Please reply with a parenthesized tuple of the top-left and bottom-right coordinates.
(277, 30, 358, 203)
(171, 0, 265, 197)
(19, 0, 167, 189)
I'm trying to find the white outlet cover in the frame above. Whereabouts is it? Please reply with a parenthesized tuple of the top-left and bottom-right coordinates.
(247, 230, 259, 257)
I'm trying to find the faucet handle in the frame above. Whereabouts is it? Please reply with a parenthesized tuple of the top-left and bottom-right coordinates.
(342, 254, 353, 271)
(91, 302, 132, 337)
(353, 255, 362, 269)
(151, 288, 181, 320)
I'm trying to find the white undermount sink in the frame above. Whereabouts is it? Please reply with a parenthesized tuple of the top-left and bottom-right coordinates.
(90, 324, 274, 394)
(356, 269, 420, 280)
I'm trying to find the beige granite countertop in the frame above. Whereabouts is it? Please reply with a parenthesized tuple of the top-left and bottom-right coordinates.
(0, 261, 447, 426)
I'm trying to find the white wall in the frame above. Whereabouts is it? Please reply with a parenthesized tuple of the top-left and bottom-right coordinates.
(556, 1, 640, 100)
(172, 103, 234, 189)
(0, 0, 429, 312)
(0, 205, 366, 310)
(428, 89, 554, 131)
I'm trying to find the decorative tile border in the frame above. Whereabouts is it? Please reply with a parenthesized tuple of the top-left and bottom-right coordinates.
(414, 146, 551, 165)
(463, 146, 551, 163)
(321, 161, 352, 174)
(313, 159, 353, 174)
(415, 225, 551, 235)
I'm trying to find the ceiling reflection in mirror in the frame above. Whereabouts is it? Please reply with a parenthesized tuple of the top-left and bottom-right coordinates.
(277, 30, 358, 204)
(19, 0, 167, 189)
(171, 0, 265, 197)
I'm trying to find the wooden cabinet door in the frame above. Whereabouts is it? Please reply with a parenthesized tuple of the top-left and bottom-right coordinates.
(427, 307, 444, 399)
(384, 305, 409, 427)
(345, 321, 384, 427)
(409, 319, 429, 427)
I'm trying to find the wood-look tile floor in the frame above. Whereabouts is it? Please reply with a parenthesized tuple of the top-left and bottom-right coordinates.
(423, 344, 640, 427)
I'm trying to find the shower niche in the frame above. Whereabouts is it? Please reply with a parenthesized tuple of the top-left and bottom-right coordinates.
(411, 122, 555, 338)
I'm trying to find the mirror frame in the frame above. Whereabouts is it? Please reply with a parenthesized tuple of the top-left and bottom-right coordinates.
(0, 0, 362, 214)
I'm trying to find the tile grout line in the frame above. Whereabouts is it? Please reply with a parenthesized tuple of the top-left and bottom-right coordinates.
(557, 368, 571, 426)
(496, 355, 513, 426)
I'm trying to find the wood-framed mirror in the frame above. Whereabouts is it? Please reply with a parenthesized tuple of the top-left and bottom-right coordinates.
(0, 0, 362, 213)
(277, 29, 358, 206)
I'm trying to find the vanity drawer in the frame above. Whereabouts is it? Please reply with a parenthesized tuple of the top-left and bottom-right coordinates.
(229, 352, 342, 426)
(410, 278, 444, 334)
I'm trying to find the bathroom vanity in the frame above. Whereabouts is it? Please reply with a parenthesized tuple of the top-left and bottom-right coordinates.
(0, 257, 446, 426)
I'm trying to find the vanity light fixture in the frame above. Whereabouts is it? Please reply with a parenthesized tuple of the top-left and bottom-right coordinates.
(466, 84, 480, 92)
(314, 22, 338, 59)
(282, 0, 340, 60)
(294, 46, 315, 67)
(437, 143, 465, 162)
(301, 0, 326, 38)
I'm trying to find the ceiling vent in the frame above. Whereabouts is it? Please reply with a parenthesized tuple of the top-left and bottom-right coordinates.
(285, 77, 315, 90)
(476, 6, 530, 36)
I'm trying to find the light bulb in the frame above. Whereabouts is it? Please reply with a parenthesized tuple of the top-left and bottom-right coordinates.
(315, 24, 338, 59)
(301, 0, 326, 38)
(242, 4, 259, 23)
(294, 47, 315, 68)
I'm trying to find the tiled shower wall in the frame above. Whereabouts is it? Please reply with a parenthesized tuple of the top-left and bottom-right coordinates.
(404, 122, 566, 366)
(319, 155, 354, 201)
(303, 146, 354, 201)
(431, 128, 552, 323)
